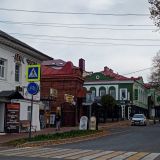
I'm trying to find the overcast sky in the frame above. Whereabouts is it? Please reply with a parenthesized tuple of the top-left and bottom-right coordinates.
(1, 0, 160, 82)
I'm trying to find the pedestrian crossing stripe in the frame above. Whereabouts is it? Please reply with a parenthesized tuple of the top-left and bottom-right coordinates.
(26, 64, 40, 82)
(0, 147, 160, 160)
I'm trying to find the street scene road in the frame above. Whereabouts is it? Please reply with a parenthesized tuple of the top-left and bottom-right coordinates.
(0, 124, 160, 160)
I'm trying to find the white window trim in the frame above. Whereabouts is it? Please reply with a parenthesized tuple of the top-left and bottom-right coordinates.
(15, 63, 21, 82)
(0, 58, 7, 80)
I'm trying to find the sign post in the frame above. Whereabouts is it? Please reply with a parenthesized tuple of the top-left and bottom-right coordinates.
(26, 65, 40, 140)
(27, 82, 39, 140)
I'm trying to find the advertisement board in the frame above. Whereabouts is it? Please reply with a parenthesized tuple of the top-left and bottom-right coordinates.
(6, 103, 20, 133)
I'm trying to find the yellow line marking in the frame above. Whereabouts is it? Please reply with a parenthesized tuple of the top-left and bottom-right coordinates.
(23, 148, 60, 157)
(55, 150, 91, 158)
(126, 152, 149, 160)
(0, 147, 44, 156)
(80, 151, 114, 160)
(65, 150, 101, 159)
(41, 148, 79, 158)
(95, 151, 124, 160)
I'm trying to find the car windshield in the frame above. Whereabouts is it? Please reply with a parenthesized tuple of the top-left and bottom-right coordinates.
(133, 114, 144, 118)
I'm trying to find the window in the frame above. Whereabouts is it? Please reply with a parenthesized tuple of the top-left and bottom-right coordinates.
(27, 106, 31, 120)
(120, 88, 127, 100)
(99, 87, 106, 97)
(109, 86, 116, 99)
(15, 63, 21, 82)
(134, 89, 138, 100)
(90, 87, 96, 96)
(0, 58, 6, 79)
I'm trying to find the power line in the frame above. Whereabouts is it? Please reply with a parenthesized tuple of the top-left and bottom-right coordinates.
(11, 33, 160, 46)
(0, 20, 155, 31)
(123, 67, 153, 75)
(0, 20, 154, 27)
(0, 8, 149, 16)
(9, 32, 160, 42)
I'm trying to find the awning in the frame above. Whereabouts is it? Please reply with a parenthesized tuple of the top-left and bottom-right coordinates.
(0, 90, 24, 100)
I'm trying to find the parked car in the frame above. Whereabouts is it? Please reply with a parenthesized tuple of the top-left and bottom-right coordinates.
(131, 114, 147, 126)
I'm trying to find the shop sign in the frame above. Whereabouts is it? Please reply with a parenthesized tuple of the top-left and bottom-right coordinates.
(79, 116, 88, 130)
(50, 88, 58, 97)
(6, 103, 20, 133)
(14, 53, 24, 64)
(64, 94, 74, 103)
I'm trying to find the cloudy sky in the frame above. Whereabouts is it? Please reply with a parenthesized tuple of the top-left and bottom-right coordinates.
(1, 0, 160, 82)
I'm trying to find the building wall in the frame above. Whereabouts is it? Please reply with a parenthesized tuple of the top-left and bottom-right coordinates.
(133, 82, 148, 109)
(84, 84, 119, 100)
(0, 103, 5, 132)
(0, 44, 41, 92)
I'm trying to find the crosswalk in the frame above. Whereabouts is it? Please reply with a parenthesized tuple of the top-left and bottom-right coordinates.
(0, 147, 160, 160)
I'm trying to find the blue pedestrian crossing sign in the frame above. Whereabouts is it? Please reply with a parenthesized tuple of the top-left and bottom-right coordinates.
(26, 64, 40, 82)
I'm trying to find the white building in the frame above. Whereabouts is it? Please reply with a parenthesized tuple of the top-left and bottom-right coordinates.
(0, 30, 52, 133)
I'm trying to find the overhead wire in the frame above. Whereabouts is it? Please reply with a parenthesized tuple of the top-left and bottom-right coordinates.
(9, 32, 160, 42)
(10, 33, 160, 47)
(123, 67, 153, 75)
(0, 20, 155, 31)
(0, 8, 149, 16)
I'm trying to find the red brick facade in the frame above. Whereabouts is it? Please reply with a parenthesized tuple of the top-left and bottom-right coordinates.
(41, 61, 84, 126)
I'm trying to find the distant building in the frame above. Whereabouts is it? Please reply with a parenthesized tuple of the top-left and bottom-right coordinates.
(83, 66, 149, 120)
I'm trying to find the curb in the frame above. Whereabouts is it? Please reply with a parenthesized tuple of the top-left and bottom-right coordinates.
(17, 130, 110, 148)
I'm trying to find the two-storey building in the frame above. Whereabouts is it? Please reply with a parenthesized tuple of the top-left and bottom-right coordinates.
(84, 66, 148, 120)
(0, 30, 52, 133)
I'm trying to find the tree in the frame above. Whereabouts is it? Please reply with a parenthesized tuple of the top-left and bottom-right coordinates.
(150, 51, 160, 88)
(101, 94, 116, 122)
(149, 0, 160, 27)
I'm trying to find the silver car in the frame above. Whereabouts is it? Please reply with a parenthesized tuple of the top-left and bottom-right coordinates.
(131, 114, 147, 126)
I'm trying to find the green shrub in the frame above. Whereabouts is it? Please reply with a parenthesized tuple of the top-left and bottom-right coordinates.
(5, 130, 102, 146)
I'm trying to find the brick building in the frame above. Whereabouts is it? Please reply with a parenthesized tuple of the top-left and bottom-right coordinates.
(41, 60, 85, 126)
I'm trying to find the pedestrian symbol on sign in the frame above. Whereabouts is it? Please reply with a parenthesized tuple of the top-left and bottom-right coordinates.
(26, 65, 40, 82)
(29, 68, 38, 78)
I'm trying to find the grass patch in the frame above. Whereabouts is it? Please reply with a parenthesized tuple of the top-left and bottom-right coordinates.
(5, 130, 102, 147)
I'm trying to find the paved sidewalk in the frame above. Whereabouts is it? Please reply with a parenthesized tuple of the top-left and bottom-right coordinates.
(0, 120, 130, 145)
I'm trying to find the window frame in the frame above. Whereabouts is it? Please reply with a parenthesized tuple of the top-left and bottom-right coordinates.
(15, 63, 21, 82)
(120, 88, 128, 100)
(0, 58, 6, 80)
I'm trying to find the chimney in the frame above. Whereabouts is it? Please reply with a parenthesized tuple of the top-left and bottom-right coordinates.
(104, 66, 110, 72)
(79, 58, 85, 71)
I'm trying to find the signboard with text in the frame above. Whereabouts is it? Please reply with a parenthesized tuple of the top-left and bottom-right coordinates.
(6, 103, 20, 133)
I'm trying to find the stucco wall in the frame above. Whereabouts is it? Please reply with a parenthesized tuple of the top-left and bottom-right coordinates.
(0, 44, 39, 92)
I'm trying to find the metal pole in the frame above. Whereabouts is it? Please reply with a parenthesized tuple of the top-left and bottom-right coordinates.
(89, 104, 92, 120)
(29, 94, 33, 140)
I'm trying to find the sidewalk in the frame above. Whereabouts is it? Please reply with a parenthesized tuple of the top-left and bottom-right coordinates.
(0, 120, 130, 145)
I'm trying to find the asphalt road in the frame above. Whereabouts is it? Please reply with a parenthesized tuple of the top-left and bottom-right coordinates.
(0, 123, 160, 160)
(56, 123, 160, 153)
